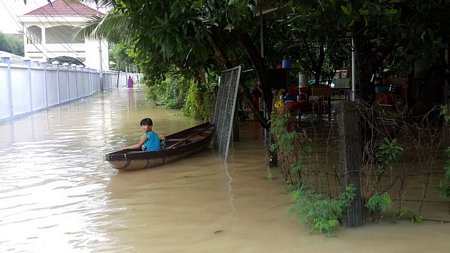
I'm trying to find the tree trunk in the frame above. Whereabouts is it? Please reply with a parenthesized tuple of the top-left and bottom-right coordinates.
(237, 32, 273, 118)
(208, 35, 269, 129)
(353, 37, 377, 103)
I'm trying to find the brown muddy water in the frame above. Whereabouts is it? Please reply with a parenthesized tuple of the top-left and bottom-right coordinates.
(0, 88, 449, 253)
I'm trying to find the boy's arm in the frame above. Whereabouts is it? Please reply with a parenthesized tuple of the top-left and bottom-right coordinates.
(124, 135, 146, 150)
(159, 134, 166, 141)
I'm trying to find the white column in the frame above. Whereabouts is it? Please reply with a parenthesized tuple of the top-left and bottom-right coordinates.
(23, 26, 28, 58)
(2, 57, 13, 119)
(71, 64, 78, 98)
(23, 58, 33, 112)
(78, 65, 85, 97)
(98, 39, 104, 91)
(40, 61, 49, 107)
(52, 61, 61, 104)
(41, 26, 47, 60)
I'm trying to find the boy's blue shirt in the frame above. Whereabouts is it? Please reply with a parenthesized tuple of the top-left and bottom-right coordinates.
(142, 131, 160, 151)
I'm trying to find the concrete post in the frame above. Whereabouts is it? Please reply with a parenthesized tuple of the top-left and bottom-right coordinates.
(78, 65, 85, 97)
(71, 64, 78, 98)
(2, 57, 13, 119)
(40, 61, 49, 107)
(337, 101, 364, 227)
(23, 58, 33, 112)
(63, 63, 69, 101)
(52, 61, 60, 104)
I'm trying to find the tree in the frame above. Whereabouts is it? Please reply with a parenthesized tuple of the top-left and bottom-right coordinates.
(0, 32, 24, 56)
(78, 0, 450, 116)
(269, 3, 351, 85)
(109, 42, 134, 71)
(284, 0, 450, 109)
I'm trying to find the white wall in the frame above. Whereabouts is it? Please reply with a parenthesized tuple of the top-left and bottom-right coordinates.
(0, 58, 129, 123)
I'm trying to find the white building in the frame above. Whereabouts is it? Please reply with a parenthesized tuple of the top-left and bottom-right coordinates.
(18, 0, 109, 70)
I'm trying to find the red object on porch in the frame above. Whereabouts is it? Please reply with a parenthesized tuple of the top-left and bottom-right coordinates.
(376, 92, 395, 106)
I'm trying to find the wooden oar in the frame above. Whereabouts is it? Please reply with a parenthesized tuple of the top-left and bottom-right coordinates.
(165, 124, 213, 149)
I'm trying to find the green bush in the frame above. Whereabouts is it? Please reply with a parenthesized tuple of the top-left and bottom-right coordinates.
(182, 82, 214, 121)
(397, 209, 423, 223)
(376, 138, 404, 164)
(145, 70, 187, 108)
(270, 113, 299, 154)
(289, 185, 356, 236)
(438, 106, 450, 199)
(365, 192, 392, 213)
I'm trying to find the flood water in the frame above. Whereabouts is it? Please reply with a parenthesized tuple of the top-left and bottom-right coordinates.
(1, 88, 449, 253)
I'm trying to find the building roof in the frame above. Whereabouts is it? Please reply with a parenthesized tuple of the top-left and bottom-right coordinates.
(24, 0, 102, 17)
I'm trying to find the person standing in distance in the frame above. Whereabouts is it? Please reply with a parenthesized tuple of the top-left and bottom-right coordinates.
(127, 76, 134, 88)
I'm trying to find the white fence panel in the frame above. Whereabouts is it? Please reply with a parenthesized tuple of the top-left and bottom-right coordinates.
(10, 66, 30, 117)
(46, 68, 59, 106)
(59, 68, 70, 103)
(77, 69, 89, 97)
(0, 65, 10, 119)
(68, 68, 78, 100)
(31, 68, 46, 111)
(92, 72, 99, 91)
(105, 73, 112, 89)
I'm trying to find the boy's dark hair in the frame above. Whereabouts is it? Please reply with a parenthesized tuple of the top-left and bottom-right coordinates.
(140, 118, 153, 126)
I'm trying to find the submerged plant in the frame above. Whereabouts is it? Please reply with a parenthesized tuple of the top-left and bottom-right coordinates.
(291, 160, 302, 175)
(397, 209, 423, 223)
(374, 138, 404, 180)
(365, 192, 392, 212)
(438, 107, 450, 199)
(365, 192, 392, 222)
(269, 113, 290, 153)
(438, 148, 450, 198)
(302, 145, 314, 154)
(289, 185, 356, 236)
(376, 138, 404, 165)
(438, 180, 450, 198)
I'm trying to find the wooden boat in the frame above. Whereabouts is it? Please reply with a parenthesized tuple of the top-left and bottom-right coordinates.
(105, 122, 214, 171)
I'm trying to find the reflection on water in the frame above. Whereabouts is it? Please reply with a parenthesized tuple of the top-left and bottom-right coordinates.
(0, 88, 449, 252)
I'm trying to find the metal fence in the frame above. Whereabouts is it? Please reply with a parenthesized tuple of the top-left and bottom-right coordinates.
(212, 66, 241, 161)
(0, 57, 129, 123)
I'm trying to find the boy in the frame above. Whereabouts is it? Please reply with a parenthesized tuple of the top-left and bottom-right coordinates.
(125, 118, 166, 151)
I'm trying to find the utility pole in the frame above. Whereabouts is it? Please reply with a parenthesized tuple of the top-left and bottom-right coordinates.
(99, 39, 103, 91)
(97, 4, 104, 91)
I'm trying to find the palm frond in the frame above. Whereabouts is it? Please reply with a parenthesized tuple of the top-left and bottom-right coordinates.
(78, 0, 116, 8)
(23, 0, 52, 5)
(77, 12, 132, 43)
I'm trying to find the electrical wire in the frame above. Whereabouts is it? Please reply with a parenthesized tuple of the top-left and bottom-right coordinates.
(30, 0, 86, 61)
(3, 0, 109, 69)
(20, 0, 108, 69)
(0, 0, 50, 59)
